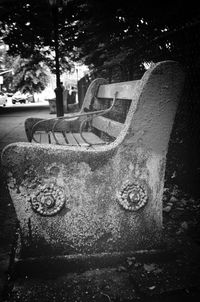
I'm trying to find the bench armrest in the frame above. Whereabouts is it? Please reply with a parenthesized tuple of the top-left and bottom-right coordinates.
(25, 116, 84, 142)
(2, 142, 115, 184)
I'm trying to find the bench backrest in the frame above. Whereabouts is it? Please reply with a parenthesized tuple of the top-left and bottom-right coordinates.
(89, 80, 140, 139)
(86, 61, 185, 151)
(26, 61, 185, 148)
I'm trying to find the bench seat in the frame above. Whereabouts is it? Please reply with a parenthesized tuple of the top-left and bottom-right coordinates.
(34, 131, 106, 146)
(32, 114, 124, 147)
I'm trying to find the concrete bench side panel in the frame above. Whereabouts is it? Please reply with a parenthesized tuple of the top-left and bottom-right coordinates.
(2, 142, 163, 257)
(2, 144, 128, 257)
(113, 61, 185, 240)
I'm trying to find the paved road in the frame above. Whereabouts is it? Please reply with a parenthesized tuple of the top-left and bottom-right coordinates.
(0, 102, 52, 153)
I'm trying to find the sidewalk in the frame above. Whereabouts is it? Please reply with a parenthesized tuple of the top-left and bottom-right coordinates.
(0, 103, 52, 152)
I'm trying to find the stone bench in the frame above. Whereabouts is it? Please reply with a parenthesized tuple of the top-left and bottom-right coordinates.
(1, 61, 185, 261)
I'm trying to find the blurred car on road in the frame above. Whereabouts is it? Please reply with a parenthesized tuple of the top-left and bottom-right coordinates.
(11, 91, 34, 104)
(0, 91, 7, 106)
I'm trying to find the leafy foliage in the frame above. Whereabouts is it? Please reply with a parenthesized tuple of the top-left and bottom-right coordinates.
(0, 0, 75, 78)
(0, 0, 200, 74)
(67, 0, 200, 69)
(1, 51, 50, 93)
(11, 56, 50, 93)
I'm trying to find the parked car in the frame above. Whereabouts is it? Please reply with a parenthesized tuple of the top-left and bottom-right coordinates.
(11, 91, 34, 104)
(0, 91, 7, 106)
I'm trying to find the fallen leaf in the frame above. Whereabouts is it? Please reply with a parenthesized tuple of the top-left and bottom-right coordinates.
(143, 263, 156, 272)
(117, 265, 126, 272)
(170, 196, 178, 203)
(181, 221, 188, 230)
(163, 205, 172, 213)
(153, 268, 163, 274)
(126, 256, 136, 266)
(171, 171, 176, 179)
(148, 285, 156, 290)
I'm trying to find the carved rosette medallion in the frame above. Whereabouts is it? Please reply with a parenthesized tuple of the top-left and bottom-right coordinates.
(31, 183, 65, 216)
(117, 180, 148, 211)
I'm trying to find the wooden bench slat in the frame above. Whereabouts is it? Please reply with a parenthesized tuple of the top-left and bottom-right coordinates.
(97, 80, 139, 99)
(81, 132, 105, 145)
(65, 132, 79, 145)
(34, 131, 50, 144)
(50, 132, 67, 145)
(72, 133, 90, 146)
(92, 116, 123, 138)
(33, 132, 67, 145)
(33, 132, 41, 143)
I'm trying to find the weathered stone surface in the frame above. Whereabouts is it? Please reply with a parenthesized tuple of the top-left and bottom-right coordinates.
(1, 61, 185, 259)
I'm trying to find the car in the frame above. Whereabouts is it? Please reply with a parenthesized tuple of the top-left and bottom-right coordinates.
(11, 91, 34, 104)
(0, 91, 7, 106)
